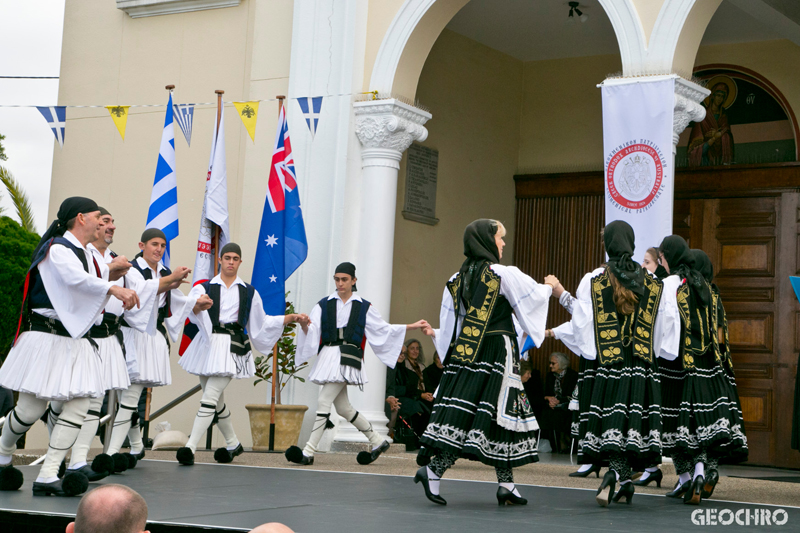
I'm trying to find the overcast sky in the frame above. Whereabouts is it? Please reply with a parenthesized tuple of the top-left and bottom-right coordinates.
(0, 1, 65, 234)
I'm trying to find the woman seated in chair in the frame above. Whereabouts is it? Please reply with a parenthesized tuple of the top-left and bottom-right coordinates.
(538, 352, 578, 453)
(396, 339, 434, 447)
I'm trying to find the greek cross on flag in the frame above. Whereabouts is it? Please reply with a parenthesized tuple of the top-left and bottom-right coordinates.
(297, 97, 323, 139)
(37, 106, 66, 148)
(146, 93, 179, 267)
(173, 103, 194, 146)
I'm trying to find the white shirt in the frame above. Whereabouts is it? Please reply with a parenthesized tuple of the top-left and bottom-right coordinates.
(126, 256, 188, 342)
(32, 231, 112, 338)
(295, 292, 407, 369)
(553, 268, 681, 361)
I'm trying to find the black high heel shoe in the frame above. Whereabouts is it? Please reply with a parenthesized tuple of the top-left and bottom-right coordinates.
(497, 486, 527, 506)
(701, 469, 719, 499)
(596, 470, 616, 507)
(569, 464, 601, 478)
(633, 468, 662, 487)
(666, 479, 691, 498)
(684, 475, 704, 505)
(613, 482, 634, 504)
(414, 466, 446, 505)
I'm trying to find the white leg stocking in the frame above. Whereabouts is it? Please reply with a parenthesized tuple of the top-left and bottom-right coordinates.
(67, 397, 103, 469)
(303, 382, 346, 457)
(332, 386, 383, 448)
(37, 397, 90, 482)
(106, 384, 144, 455)
(46, 401, 63, 436)
(0, 393, 48, 462)
(185, 376, 233, 453)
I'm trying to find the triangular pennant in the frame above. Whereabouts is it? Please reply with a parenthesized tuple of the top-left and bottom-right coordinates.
(36, 106, 66, 148)
(297, 96, 323, 139)
(173, 103, 194, 146)
(106, 105, 130, 140)
(233, 101, 259, 142)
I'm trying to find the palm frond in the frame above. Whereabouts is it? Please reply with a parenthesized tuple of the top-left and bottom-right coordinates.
(0, 166, 36, 233)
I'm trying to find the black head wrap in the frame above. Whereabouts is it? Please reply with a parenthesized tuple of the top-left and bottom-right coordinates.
(690, 249, 714, 283)
(335, 262, 357, 291)
(34, 196, 99, 258)
(220, 242, 242, 259)
(603, 220, 645, 296)
(659, 235, 710, 307)
(459, 219, 501, 305)
(98, 206, 111, 217)
(140, 228, 167, 244)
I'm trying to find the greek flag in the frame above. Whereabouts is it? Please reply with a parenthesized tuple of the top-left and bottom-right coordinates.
(37, 106, 66, 148)
(173, 103, 194, 146)
(146, 93, 179, 267)
(297, 96, 322, 139)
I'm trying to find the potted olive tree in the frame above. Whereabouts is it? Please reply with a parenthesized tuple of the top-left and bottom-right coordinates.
(245, 295, 309, 451)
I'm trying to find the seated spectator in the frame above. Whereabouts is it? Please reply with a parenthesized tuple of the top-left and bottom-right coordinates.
(249, 523, 295, 533)
(66, 484, 148, 533)
(396, 339, 433, 449)
(422, 351, 443, 393)
(385, 345, 408, 435)
(539, 352, 578, 453)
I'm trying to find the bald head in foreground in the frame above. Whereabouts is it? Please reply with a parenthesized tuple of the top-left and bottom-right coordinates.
(66, 484, 149, 533)
(249, 523, 295, 533)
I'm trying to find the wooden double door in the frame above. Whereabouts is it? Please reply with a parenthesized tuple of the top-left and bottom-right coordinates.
(514, 163, 800, 468)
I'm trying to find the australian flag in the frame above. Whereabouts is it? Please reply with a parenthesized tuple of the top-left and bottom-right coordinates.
(252, 105, 308, 315)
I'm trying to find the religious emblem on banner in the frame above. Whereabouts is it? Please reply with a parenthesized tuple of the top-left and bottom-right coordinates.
(605, 143, 664, 210)
(233, 101, 260, 142)
(105, 105, 131, 140)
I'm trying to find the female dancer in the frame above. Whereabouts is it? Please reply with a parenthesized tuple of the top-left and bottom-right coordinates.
(417, 219, 553, 506)
(659, 237, 747, 504)
(548, 221, 680, 506)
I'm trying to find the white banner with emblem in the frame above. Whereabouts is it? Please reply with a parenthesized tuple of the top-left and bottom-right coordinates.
(602, 76, 675, 262)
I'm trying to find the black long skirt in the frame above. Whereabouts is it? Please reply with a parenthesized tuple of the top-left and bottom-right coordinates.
(668, 350, 748, 464)
(575, 348, 662, 471)
(659, 355, 686, 457)
(420, 335, 539, 469)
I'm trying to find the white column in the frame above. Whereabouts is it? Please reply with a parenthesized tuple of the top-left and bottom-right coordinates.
(673, 77, 709, 153)
(333, 99, 431, 443)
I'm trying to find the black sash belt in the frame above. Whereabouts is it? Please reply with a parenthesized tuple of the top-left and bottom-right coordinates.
(28, 312, 99, 351)
(322, 328, 364, 371)
(89, 313, 126, 358)
(212, 323, 251, 356)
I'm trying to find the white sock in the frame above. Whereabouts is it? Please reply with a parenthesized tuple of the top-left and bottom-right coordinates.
(577, 464, 593, 473)
(639, 470, 651, 481)
(227, 443, 241, 451)
(679, 472, 691, 485)
(499, 482, 521, 497)
(128, 425, 144, 454)
(645, 466, 659, 472)
(620, 479, 631, 485)
(694, 462, 705, 480)
(614, 470, 619, 480)
(426, 466, 440, 495)
(35, 476, 59, 484)
(0, 455, 11, 466)
(68, 461, 87, 470)
(38, 397, 90, 480)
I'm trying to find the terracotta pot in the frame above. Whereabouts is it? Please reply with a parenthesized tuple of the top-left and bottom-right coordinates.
(245, 404, 308, 451)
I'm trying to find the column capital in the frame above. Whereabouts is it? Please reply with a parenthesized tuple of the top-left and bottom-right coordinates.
(354, 99, 431, 169)
(674, 77, 710, 152)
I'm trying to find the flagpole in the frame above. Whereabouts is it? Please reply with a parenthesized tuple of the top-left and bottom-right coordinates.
(212, 89, 224, 277)
(269, 95, 286, 452)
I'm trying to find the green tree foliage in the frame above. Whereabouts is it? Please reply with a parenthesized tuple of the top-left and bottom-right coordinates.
(0, 133, 7, 161)
(0, 217, 39, 361)
(0, 167, 37, 233)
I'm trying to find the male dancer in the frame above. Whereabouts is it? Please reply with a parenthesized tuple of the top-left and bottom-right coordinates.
(172, 243, 307, 465)
(0, 197, 139, 496)
(286, 262, 428, 466)
(104, 228, 190, 472)
(60, 208, 189, 481)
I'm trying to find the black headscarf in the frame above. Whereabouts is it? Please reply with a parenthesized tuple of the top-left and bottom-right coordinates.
(659, 235, 710, 307)
(140, 228, 167, 243)
(690, 249, 714, 283)
(459, 219, 501, 305)
(34, 196, 99, 258)
(220, 242, 242, 258)
(335, 262, 357, 291)
(603, 220, 645, 296)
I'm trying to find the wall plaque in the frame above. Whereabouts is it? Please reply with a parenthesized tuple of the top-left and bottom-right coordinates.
(402, 143, 439, 225)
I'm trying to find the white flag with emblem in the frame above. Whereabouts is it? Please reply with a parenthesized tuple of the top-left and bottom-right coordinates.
(602, 77, 680, 261)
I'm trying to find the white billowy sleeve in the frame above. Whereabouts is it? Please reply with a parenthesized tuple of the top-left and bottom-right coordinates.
(38, 245, 112, 338)
(364, 306, 407, 369)
(247, 291, 286, 354)
(552, 270, 599, 360)
(166, 287, 192, 343)
(295, 303, 322, 366)
(559, 291, 577, 315)
(654, 275, 682, 361)
(491, 264, 552, 350)
(432, 277, 459, 359)
(121, 277, 160, 332)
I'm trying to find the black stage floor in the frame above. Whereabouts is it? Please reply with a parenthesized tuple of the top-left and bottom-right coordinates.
(1, 460, 798, 532)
